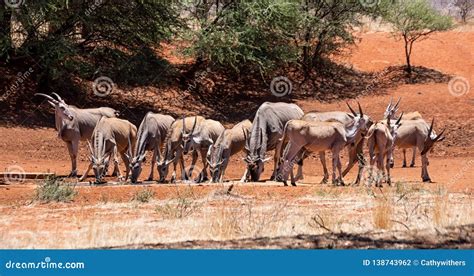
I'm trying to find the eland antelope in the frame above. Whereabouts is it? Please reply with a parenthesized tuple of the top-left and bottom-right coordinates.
(382, 97, 423, 168)
(277, 102, 372, 185)
(80, 117, 137, 183)
(157, 116, 205, 183)
(35, 93, 118, 178)
(129, 112, 175, 183)
(393, 118, 445, 182)
(397, 111, 424, 168)
(366, 114, 403, 187)
(207, 119, 252, 183)
(277, 108, 369, 186)
(182, 118, 225, 182)
(245, 102, 304, 182)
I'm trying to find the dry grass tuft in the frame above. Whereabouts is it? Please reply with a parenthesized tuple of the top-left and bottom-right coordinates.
(155, 186, 202, 219)
(209, 199, 288, 240)
(432, 187, 449, 227)
(373, 196, 393, 230)
(131, 187, 155, 203)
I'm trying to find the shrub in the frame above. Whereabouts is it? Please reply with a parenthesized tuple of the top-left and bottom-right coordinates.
(35, 177, 77, 203)
(131, 187, 155, 203)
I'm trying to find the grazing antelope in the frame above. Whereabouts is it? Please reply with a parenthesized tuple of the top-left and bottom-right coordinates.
(157, 116, 205, 183)
(397, 111, 423, 168)
(277, 102, 373, 184)
(277, 107, 369, 186)
(386, 109, 424, 168)
(393, 118, 445, 182)
(245, 102, 304, 182)
(383, 97, 401, 120)
(183, 118, 225, 182)
(79, 117, 137, 183)
(129, 112, 175, 183)
(366, 114, 403, 187)
(35, 93, 118, 177)
(207, 119, 252, 183)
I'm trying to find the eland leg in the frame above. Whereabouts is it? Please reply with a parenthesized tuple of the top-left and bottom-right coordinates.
(331, 149, 340, 185)
(402, 149, 407, 168)
(240, 168, 249, 182)
(281, 142, 304, 186)
(386, 153, 392, 186)
(110, 146, 120, 177)
(67, 141, 79, 177)
(219, 157, 230, 183)
(376, 153, 384, 187)
(421, 154, 431, 182)
(198, 147, 209, 183)
(410, 147, 416, 167)
(147, 148, 158, 181)
(319, 151, 329, 184)
(119, 151, 130, 182)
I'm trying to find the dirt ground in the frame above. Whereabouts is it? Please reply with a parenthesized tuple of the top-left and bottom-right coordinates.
(0, 30, 472, 249)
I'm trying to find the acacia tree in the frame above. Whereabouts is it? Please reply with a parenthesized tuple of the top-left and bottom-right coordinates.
(455, 0, 474, 23)
(190, 0, 372, 78)
(382, 0, 453, 75)
(1, 0, 183, 87)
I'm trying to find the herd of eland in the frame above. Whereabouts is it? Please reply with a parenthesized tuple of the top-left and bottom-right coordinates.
(35, 93, 446, 187)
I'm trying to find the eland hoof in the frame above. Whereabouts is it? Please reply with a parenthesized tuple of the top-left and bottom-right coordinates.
(68, 171, 78, 178)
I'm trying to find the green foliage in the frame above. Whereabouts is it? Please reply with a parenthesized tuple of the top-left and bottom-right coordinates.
(1, 0, 455, 87)
(190, 0, 373, 76)
(380, 0, 453, 73)
(191, 0, 300, 75)
(35, 177, 77, 203)
(1, 0, 183, 87)
(294, 0, 367, 76)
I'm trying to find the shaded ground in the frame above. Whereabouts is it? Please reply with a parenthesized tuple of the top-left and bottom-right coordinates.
(104, 224, 473, 249)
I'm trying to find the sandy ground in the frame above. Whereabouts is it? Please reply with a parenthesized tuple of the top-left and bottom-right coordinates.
(0, 30, 472, 249)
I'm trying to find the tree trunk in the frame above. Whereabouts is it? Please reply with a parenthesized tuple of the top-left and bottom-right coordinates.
(0, 5, 12, 61)
(403, 35, 412, 75)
